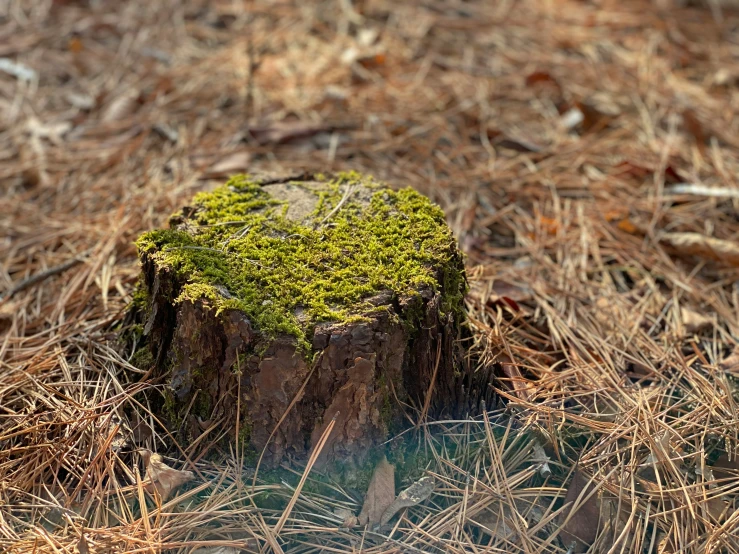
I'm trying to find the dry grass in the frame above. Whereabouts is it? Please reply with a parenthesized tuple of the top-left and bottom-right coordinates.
(4, 0, 739, 552)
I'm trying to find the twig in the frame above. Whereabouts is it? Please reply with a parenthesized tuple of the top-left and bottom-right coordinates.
(0, 250, 91, 303)
(319, 185, 355, 226)
(416, 340, 442, 429)
(272, 413, 337, 536)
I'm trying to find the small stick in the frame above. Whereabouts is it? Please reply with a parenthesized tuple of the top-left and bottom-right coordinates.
(417, 341, 442, 429)
(319, 185, 355, 226)
(273, 413, 337, 536)
(0, 250, 91, 302)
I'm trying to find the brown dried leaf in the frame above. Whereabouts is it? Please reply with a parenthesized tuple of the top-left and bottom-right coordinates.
(560, 470, 600, 553)
(76, 535, 89, 554)
(357, 53, 386, 69)
(680, 307, 712, 334)
(711, 453, 739, 480)
(705, 498, 730, 523)
(334, 507, 359, 528)
(476, 504, 517, 542)
(526, 70, 561, 90)
(661, 232, 739, 266)
(719, 348, 739, 375)
(102, 90, 139, 122)
(140, 450, 194, 501)
(379, 476, 434, 526)
(357, 455, 395, 527)
(576, 100, 612, 133)
(491, 279, 533, 303)
(201, 151, 252, 179)
(476, 497, 552, 542)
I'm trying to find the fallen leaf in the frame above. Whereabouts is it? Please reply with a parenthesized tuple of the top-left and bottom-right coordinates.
(560, 107, 584, 130)
(616, 218, 639, 234)
(476, 504, 517, 542)
(357, 455, 395, 527)
(334, 507, 359, 528)
(357, 53, 386, 69)
(560, 469, 600, 553)
(603, 208, 628, 222)
(379, 476, 434, 526)
(526, 70, 561, 90)
(341, 45, 361, 65)
(76, 535, 89, 554)
(201, 151, 252, 179)
(539, 216, 559, 235)
(680, 307, 712, 334)
(477, 497, 553, 543)
(713, 67, 737, 87)
(719, 347, 739, 375)
(532, 440, 552, 478)
(661, 232, 739, 266)
(705, 497, 730, 523)
(140, 449, 194, 501)
(68, 37, 84, 54)
(576, 101, 612, 133)
(0, 298, 24, 333)
(664, 165, 685, 184)
(711, 452, 739, 481)
(489, 280, 533, 305)
(357, 28, 379, 47)
(102, 90, 140, 122)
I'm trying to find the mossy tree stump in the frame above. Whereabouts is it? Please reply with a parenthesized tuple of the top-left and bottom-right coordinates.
(134, 172, 480, 467)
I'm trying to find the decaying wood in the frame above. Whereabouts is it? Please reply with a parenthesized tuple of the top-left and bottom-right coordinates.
(135, 173, 485, 467)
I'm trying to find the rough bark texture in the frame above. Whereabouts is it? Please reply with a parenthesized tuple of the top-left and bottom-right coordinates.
(134, 172, 488, 467)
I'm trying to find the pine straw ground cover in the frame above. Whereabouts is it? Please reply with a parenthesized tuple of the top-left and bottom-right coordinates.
(4, 0, 739, 552)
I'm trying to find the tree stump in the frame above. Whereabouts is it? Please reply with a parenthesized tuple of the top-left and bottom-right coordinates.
(133, 172, 481, 467)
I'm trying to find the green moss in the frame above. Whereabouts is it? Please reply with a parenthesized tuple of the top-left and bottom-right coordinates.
(237, 413, 253, 449)
(130, 281, 151, 311)
(192, 391, 212, 419)
(135, 172, 465, 351)
(130, 345, 153, 370)
(163, 389, 180, 426)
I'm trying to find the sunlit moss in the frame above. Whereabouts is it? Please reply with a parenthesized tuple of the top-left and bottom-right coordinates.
(135, 172, 466, 351)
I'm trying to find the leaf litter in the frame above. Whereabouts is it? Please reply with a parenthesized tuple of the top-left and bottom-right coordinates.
(139, 449, 194, 502)
(4, 0, 739, 553)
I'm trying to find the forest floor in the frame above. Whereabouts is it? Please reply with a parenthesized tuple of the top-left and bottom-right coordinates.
(4, 0, 739, 552)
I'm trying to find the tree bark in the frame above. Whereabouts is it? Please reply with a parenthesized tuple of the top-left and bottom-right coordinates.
(133, 172, 489, 467)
